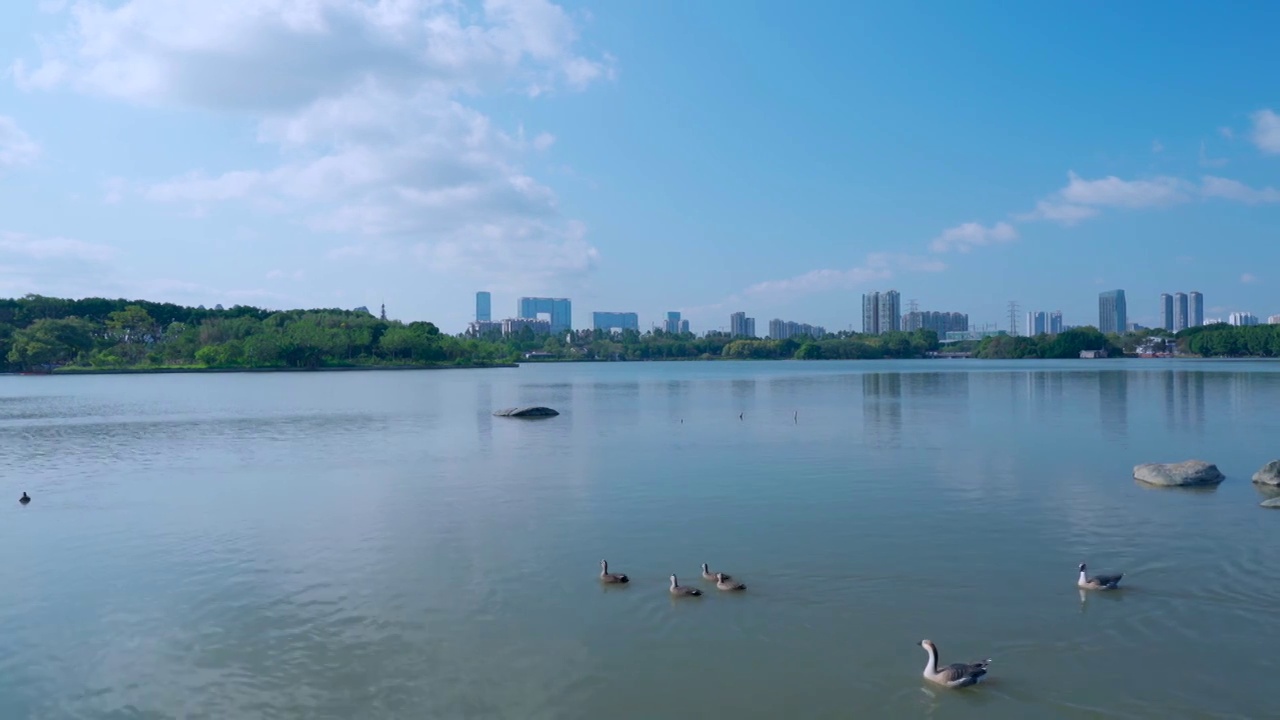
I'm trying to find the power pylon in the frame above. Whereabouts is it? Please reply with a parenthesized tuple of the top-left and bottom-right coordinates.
(1007, 301, 1020, 336)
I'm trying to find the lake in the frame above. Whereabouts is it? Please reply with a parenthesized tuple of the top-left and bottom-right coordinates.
(2, 359, 1278, 719)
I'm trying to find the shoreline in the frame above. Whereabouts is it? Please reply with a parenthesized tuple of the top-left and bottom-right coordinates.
(7, 363, 519, 376)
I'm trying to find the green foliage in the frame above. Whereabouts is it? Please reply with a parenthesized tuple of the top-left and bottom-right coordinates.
(974, 327, 1121, 359)
(1178, 323, 1280, 357)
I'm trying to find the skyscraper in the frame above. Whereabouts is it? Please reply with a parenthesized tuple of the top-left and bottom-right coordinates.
(1048, 311, 1063, 334)
(1026, 311, 1047, 336)
(861, 292, 880, 334)
(518, 297, 572, 333)
(593, 312, 639, 332)
(476, 291, 491, 322)
(664, 311, 682, 334)
(729, 312, 755, 337)
(1173, 292, 1188, 332)
(1160, 293, 1173, 332)
(878, 290, 901, 333)
(1098, 289, 1127, 335)
(1189, 291, 1204, 327)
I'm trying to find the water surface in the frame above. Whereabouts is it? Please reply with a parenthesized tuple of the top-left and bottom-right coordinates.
(2, 360, 1278, 718)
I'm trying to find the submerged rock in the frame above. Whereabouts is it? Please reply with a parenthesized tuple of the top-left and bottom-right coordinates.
(493, 406, 560, 418)
(1261, 497, 1280, 509)
(1251, 460, 1280, 486)
(1133, 460, 1225, 487)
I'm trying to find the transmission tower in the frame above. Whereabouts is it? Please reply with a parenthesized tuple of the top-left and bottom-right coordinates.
(1007, 300, 1020, 336)
(907, 299, 919, 314)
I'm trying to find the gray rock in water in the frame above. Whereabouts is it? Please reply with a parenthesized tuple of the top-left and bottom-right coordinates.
(1251, 460, 1280, 486)
(1133, 460, 1226, 487)
(1260, 497, 1280, 509)
(493, 406, 560, 418)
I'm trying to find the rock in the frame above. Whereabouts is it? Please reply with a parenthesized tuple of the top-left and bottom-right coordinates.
(1133, 460, 1226, 487)
(1251, 460, 1280, 486)
(1261, 497, 1280, 509)
(493, 406, 559, 418)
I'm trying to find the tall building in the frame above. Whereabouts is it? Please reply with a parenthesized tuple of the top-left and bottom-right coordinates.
(902, 310, 968, 334)
(1160, 293, 1173, 332)
(592, 311, 639, 332)
(1026, 311, 1048, 336)
(862, 290, 901, 334)
(1228, 312, 1259, 326)
(768, 319, 826, 340)
(730, 312, 756, 338)
(518, 297, 572, 333)
(1173, 292, 1188, 332)
(1048, 311, 1064, 335)
(663, 311, 682, 334)
(501, 318, 551, 335)
(1268, 315, 1280, 325)
(1189, 291, 1204, 327)
(475, 291, 491, 322)
(1098, 289, 1127, 334)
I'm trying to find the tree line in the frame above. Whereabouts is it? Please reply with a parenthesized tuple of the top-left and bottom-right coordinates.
(972, 323, 1280, 359)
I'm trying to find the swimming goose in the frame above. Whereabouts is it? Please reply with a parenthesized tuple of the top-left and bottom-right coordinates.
(1077, 562, 1123, 590)
(715, 572, 746, 591)
(19, 492, 30, 505)
(701, 563, 731, 581)
(918, 640, 991, 688)
(598, 559, 629, 584)
(669, 574, 702, 597)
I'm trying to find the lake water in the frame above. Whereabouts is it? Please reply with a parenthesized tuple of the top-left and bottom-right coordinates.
(2, 360, 1278, 719)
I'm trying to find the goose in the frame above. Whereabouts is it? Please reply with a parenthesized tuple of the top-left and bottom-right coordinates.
(918, 640, 991, 688)
(1077, 562, 1123, 590)
(669, 574, 702, 597)
(715, 572, 746, 591)
(598, 559, 629, 584)
(701, 563, 731, 581)
(19, 492, 30, 505)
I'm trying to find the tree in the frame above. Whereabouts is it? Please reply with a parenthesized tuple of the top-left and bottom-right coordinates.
(7, 318, 96, 370)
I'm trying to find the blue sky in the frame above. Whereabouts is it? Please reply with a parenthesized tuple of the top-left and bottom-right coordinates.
(1, 0, 1278, 333)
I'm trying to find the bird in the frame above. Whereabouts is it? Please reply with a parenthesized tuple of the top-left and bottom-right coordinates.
(19, 492, 30, 505)
(700, 563, 731, 581)
(1077, 562, 1123, 590)
(715, 572, 746, 591)
(739, 412, 744, 420)
(669, 574, 702, 597)
(598, 559, 629, 584)
(918, 640, 991, 688)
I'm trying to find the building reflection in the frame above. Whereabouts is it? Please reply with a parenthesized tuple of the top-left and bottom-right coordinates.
(862, 372, 903, 447)
(1097, 370, 1129, 440)
(476, 381, 493, 454)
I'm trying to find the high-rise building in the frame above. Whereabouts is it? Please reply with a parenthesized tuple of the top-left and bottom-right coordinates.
(679, 319, 690, 333)
(664, 311, 683, 334)
(1160, 293, 1173, 332)
(729, 312, 756, 338)
(1228, 312, 1259, 326)
(1268, 315, 1280, 325)
(518, 297, 572, 333)
(901, 311, 968, 335)
(862, 290, 901, 334)
(592, 311, 639, 332)
(475, 291, 491, 322)
(1048, 311, 1064, 335)
(1098, 289, 1127, 334)
(1026, 311, 1048, 336)
(768, 319, 826, 340)
(1173, 292, 1188, 332)
(1189, 291, 1204, 327)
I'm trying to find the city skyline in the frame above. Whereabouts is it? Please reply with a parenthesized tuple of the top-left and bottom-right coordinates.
(1, 3, 1279, 333)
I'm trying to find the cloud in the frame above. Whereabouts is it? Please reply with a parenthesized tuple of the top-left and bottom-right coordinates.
(1018, 171, 1193, 226)
(1151, 139, 1164, 153)
(0, 116, 40, 170)
(265, 269, 305, 281)
(929, 221, 1017, 253)
(1219, 126, 1234, 141)
(1198, 140, 1228, 168)
(1241, 273, 1259, 284)
(13, 0, 613, 288)
(740, 252, 945, 298)
(0, 231, 117, 262)
(1016, 200, 1098, 225)
(1200, 176, 1280, 205)
(1250, 109, 1280, 154)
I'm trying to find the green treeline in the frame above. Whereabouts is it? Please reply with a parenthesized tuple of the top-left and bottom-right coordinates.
(0, 294, 941, 372)
(973, 323, 1280, 359)
(1175, 323, 1280, 357)
(974, 327, 1120, 359)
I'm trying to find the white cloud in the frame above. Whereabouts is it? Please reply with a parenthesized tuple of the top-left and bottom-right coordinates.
(1016, 200, 1098, 225)
(0, 116, 40, 170)
(12, 0, 613, 287)
(1219, 126, 1234, 141)
(1200, 176, 1280, 205)
(1198, 140, 1228, 168)
(741, 252, 945, 297)
(929, 221, 1017, 253)
(0, 231, 116, 262)
(1240, 273, 1259, 284)
(1250, 109, 1280, 154)
(1058, 171, 1192, 208)
(1151, 139, 1164, 153)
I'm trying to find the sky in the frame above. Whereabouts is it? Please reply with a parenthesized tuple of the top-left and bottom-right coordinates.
(1, 0, 1279, 334)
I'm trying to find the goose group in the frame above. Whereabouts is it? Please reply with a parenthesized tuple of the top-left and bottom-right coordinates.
(598, 557, 1126, 690)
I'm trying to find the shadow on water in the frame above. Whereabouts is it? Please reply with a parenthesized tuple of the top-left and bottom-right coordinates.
(1097, 370, 1129, 441)
(862, 372, 902, 447)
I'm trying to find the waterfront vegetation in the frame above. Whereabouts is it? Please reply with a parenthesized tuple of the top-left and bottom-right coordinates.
(2, 295, 1278, 373)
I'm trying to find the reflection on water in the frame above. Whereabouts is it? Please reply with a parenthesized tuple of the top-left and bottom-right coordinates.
(3, 360, 1280, 719)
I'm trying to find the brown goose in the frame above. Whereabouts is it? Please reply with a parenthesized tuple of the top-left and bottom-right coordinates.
(918, 640, 991, 689)
(715, 572, 745, 591)
(1077, 562, 1123, 590)
(701, 563, 731, 581)
(669, 574, 702, 597)
(599, 559, 629, 584)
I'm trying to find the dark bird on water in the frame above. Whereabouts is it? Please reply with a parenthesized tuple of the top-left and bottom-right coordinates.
(739, 412, 744, 420)
(19, 492, 30, 505)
